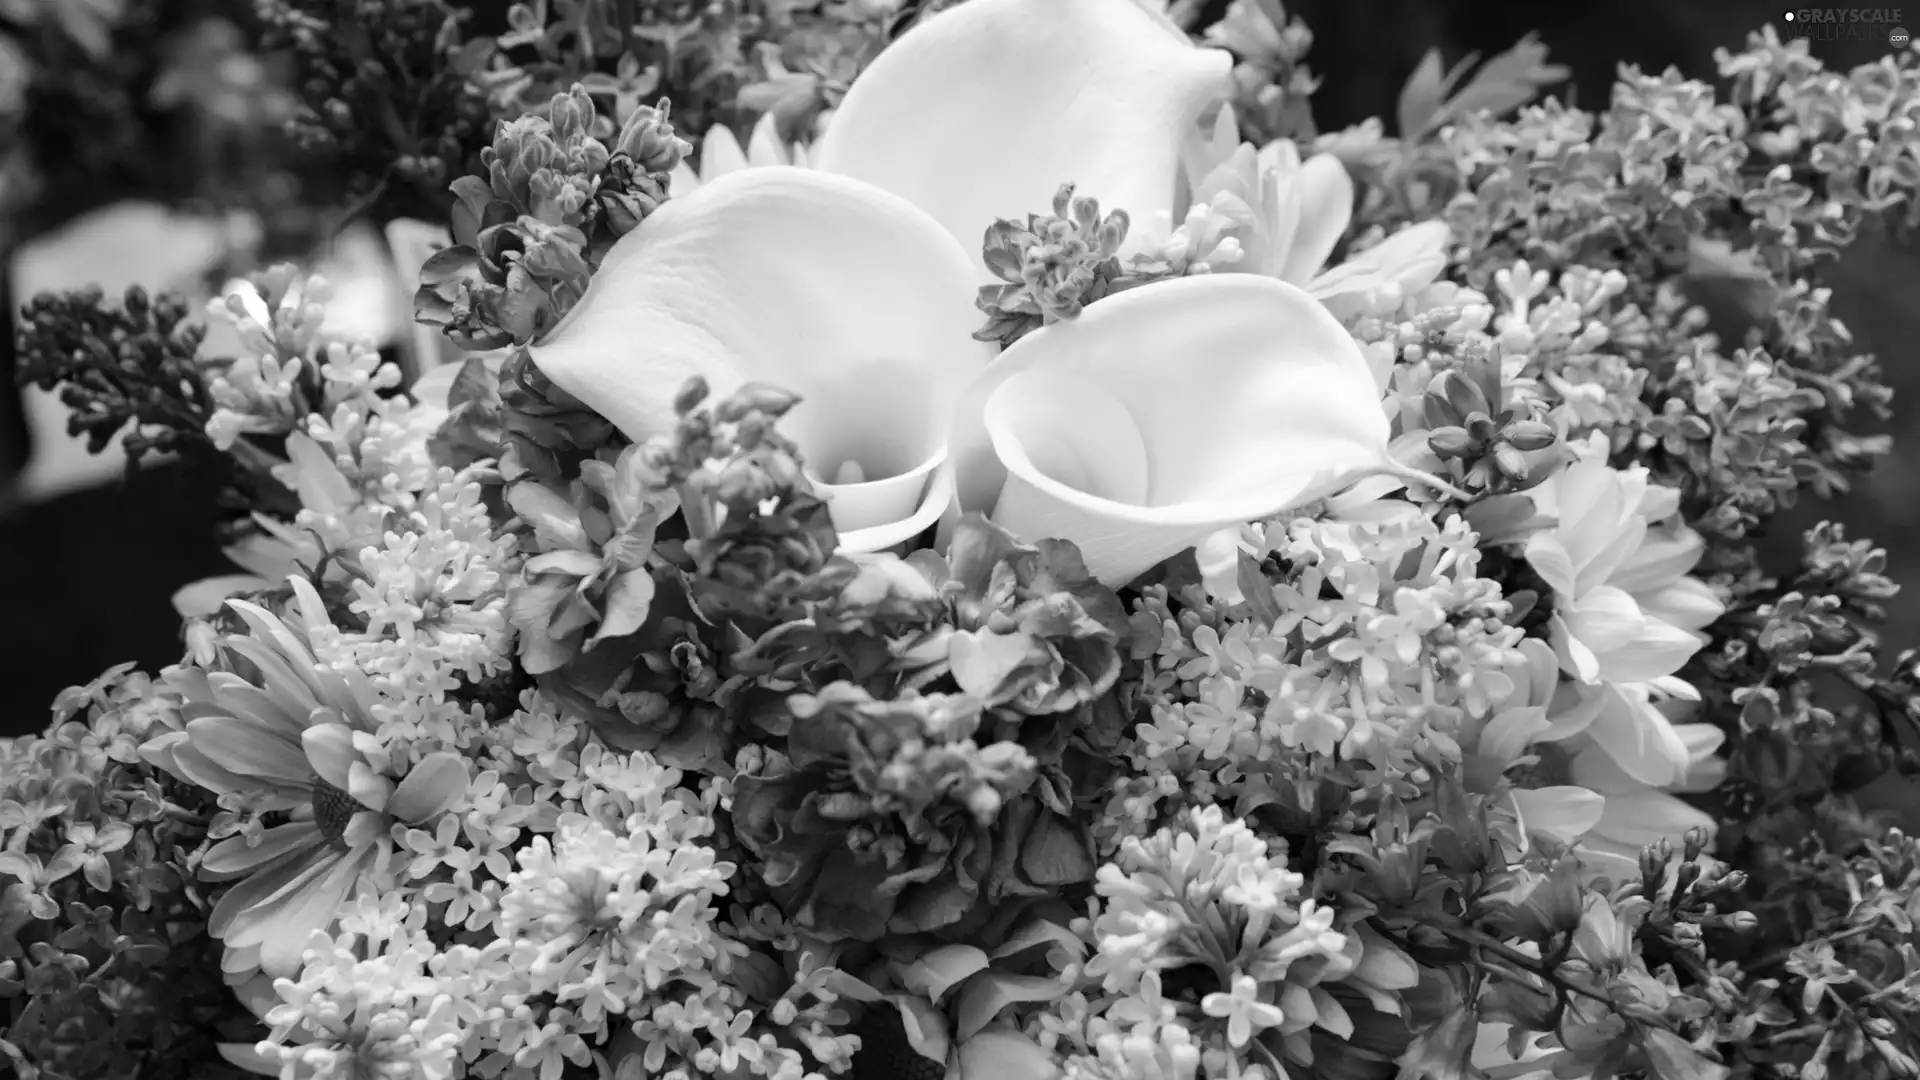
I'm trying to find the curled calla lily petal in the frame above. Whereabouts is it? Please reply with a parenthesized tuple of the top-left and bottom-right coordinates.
(528, 166, 993, 551)
(947, 274, 1393, 586)
(815, 0, 1230, 275)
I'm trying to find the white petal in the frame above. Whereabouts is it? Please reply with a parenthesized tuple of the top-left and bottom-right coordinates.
(1274, 152, 1353, 285)
(173, 574, 271, 618)
(314, 222, 404, 345)
(700, 124, 749, 178)
(301, 723, 359, 791)
(815, 0, 1230, 275)
(1511, 786, 1607, 845)
(1309, 220, 1451, 318)
(1589, 790, 1717, 850)
(1634, 577, 1725, 637)
(746, 112, 793, 167)
(283, 432, 353, 514)
(1608, 526, 1705, 593)
(825, 457, 956, 553)
(948, 274, 1392, 585)
(1584, 682, 1691, 787)
(529, 168, 992, 548)
(669, 158, 702, 195)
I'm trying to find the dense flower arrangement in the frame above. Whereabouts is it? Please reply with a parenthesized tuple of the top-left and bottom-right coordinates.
(11, 1, 1920, 1078)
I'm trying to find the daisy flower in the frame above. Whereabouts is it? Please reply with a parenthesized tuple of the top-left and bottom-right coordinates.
(143, 576, 469, 977)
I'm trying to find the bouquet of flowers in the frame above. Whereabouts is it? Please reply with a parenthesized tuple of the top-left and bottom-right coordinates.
(11, 1, 1920, 1078)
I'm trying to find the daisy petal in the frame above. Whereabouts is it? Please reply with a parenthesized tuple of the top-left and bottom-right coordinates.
(948, 274, 1391, 585)
(1588, 791, 1717, 849)
(217, 1043, 284, 1074)
(301, 724, 359, 791)
(529, 167, 991, 549)
(347, 761, 394, 811)
(815, 0, 1229, 276)
(186, 716, 314, 787)
(222, 941, 263, 976)
(207, 675, 311, 737)
(162, 741, 299, 806)
(1511, 786, 1607, 845)
(244, 847, 370, 978)
(203, 822, 323, 881)
(208, 844, 333, 938)
(173, 575, 269, 619)
(387, 751, 471, 823)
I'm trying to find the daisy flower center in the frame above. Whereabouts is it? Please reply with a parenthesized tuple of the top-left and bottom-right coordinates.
(311, 774, 362, 848)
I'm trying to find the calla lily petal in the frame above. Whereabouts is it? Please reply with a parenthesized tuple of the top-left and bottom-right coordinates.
(948, 274, 1392, 585)
(529, 168, 992, 551)
(816, 0, 1230, 275)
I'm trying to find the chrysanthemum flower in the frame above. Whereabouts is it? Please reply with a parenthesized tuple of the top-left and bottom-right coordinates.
(143, 577, 469, 977)
(1152, 107, 1452, 315)
(1475, 639, 1721, 880)
(1520, 433, 1725, 786)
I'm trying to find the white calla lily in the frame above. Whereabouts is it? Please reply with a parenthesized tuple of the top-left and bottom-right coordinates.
(815, 0, 1230, 274)
(530, 166, 991, 551)
(530, 0, 1395, 578)
(946, 274, 1393, 584)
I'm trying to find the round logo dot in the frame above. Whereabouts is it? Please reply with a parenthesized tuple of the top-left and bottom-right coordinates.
(1894, 25, 1912, 46)
(1784, 10, 1795, 20)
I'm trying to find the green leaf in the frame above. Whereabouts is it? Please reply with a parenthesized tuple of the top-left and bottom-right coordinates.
(956, 1026, 1058, 1080)
(1402, 35, 1569, 139)
(587, 569, 657, 647)
(890, 994, 952, 1063)
(1019, 812, 1094, 887)
(900, 944, 991, 1003)
(1396, 49, 1466, 139)
(991, 918, 1087, 966)
(954, 972, 1066, 1044)
(1642, 1028, 1731, 1080)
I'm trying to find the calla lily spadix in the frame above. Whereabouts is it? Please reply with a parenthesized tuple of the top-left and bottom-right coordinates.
(528, 0, 1402, 583)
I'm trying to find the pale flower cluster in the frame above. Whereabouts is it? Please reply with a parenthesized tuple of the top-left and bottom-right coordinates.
(1120, 510, 1524, 831)
(1048, 805, 1413, 1080)
(201, 267, 404, 450)
(228, 729, 776, 1080)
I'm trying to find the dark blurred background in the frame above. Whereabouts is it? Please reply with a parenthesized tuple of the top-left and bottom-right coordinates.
(4, 0, 1918, 738)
